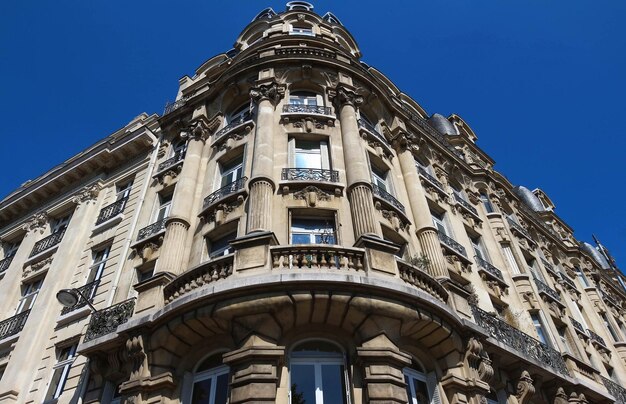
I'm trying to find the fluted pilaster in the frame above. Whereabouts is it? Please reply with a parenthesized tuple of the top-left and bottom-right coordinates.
(396, 146, 449, 279)
(418, 229, 448, 279)
(247, 180, 274, 233)
(331, 85, 380, 239)
(155, 218, 190, 276)
(246, 81, 284, 234)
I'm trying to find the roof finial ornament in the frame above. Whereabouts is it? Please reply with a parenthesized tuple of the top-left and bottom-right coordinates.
(286, 1, 314, 12)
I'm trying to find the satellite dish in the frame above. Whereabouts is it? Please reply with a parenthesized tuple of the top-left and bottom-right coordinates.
(56, 289, 79, 307)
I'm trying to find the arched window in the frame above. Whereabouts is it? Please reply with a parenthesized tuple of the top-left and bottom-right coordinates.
(191, 353, 229, 404)
(403, 365, 431, 404)
(290, 340, 348, 404)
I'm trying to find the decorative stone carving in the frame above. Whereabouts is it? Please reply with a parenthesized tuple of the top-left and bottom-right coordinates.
(379, 209, 409, 232)
(22, 211, 48, 234)
(206, 198, 244, 224)
(24, 256, 53, 278)
(553, 387, 568, 404)
(157, 140, 170, 158)
(71, 183, 102, 205)
(465, 337, 493, 384)
(250, 82, 285, 105)
(292, 186, 332, 206)
(328, 85, 363, 108)
(282, 116, 334, 132)
(126, 334, 149, 381)
(515, 371, 535, 404)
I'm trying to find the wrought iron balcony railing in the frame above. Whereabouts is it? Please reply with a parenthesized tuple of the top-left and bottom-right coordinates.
(371, 183, 405, 213)
(60, 280, 100, 315)
(559, 273, 577, 290)
(417, 166, 446, 191)
(96, 198, 128, 225)
(540, 258, 558, 276)
(0, 256, 14, 274)
(163, 96, 188, 115)
(533, 277, 561, 302)
(30, 230, 65, 257)
(471, 305, 570, 377)
(282, 104, 332, 115)
(203, 177, 247, 209)
(281, 168, 339, 183)
(0, 310, 30, 340)
(475, 255, 504, 282)
(602, 291, 620, 308)
(587, 329, 607, 347)
(137, 218, 167, 241)
(214, 112, 253, 140)
(438, 232, 467, 257)
(84, 298, 135, 342)
(357, 119, 387, 145)
(506, 217, 534, 241)
(601, 376, 626, 404)
(569, 317, 586, 335)
(454, 195, 479, 217)
(157, 150, 185, 172)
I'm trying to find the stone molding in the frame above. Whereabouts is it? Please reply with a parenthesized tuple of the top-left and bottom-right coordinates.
(249, 81, 285, 105)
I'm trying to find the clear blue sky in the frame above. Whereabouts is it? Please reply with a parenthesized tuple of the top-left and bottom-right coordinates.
(1, 1, 624, 266)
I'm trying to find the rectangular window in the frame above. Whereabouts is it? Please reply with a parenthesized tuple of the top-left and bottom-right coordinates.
(289, 91, 318, 106)
(371, 164, 390, 193)
(156, 193, 173, 222)
(403, 369, 430, 404)
(219, 155, 244, 188)
(480, 193, 494, 213)
(87, 246, 110, 286)
(575, 267, 590, 288)
(501, 244, 521, 275)
(431, 211, 449, 236)
(51, 214, 71, 234)
(17, 278, 43, 314)
(208, 231, 237, 259)
(291, 217, 336, 245)
(291, 139, 329, 169)
(531, 313, 551, 347)
(558, 327, 572, 354)
(116, 181, 133, 201)
(2, 241, 20, 259)
(601, 313, 621, 342)
(44, 343, 77, 401)
(290, 26, 314, 36)
(470, 236, 488, 261)
(451, 184, 467, 203)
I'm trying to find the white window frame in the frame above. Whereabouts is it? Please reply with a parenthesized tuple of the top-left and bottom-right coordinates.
(575, 267, 591, 288)
(3, 241, 20, 259)
(17, 278, 43, 314)
(531, 312, 553, 347)
(87, 245, 110, 288)
(501, 244, 521, 275)
(289, 343, 349, 404)
(290, 216, 336, 245)
(289, 91, 320, 106)
(601, 312, 621, 342)
(218, 155, 244, 189)
(208, 231, 237, 259)
(289, 24, 314, 36)
(227, 103, 251, 124)
(51, 214, 71, 234)
(44, 343, 77, 402)
(156, 193, 173, 222)
(470, 236, 488, 261)
(480, 192, 495, 213)
(431, 211, 450, 237)
(190, 364, 230, 404)
(116, 181, 133, 201)
(289, 138, 330, 170)
(403, 367, 431, 404)
(451, 184, 468, 203)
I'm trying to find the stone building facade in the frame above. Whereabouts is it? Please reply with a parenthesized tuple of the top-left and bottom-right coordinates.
(0, 2, 625, 403)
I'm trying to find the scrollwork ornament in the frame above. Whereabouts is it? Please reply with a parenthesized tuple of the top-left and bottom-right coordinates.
(250, 82, 285, 105)
(515, 371, 535, 404)
(329, 85, 363, 108)
(22, 211, 49, 234)
(71, 183, 102, 205)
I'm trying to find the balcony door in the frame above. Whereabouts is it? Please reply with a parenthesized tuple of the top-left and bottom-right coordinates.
(16, 278, 43, 314)
(289, 91, 319, 106)
(51, 215, 71, 234)
(289, 139, 330, 170)
(219, 156, 244, 189)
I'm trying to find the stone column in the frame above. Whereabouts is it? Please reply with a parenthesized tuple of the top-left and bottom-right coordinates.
(247, 82, 284, 233)
(330, 85, 380, 239)
(155, 117, 210, 277)
(396, 142, 448, 279)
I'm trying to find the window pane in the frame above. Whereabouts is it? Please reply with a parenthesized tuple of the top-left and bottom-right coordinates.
(321, 364, 347, 404)
(292, 234, 311, 245)
(192, 379, 212, 404)
(411, 378, 429, 404)
(291, 364, 316, 404)
(295, 153, 322, 169)
(214, 373, 229, 404)
(45, 367, 66, 400)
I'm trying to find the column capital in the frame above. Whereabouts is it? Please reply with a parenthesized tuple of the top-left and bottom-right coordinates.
(21, 211, 48, 234)
(328, 85, 363, 109)
(71, 183, 102, 206)
(181, 113, 222, 143)
(249, 81, 285, 105)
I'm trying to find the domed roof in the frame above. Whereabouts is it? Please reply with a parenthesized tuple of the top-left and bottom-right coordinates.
(513, 186, 545, 212)
(428, 113, 457, 136)
(580, 242, 610, 269)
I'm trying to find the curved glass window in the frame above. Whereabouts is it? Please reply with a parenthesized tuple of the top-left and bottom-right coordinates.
(191, 354, 229, 404)
(290, 340, 347, 404)
(403, 367, 430, 404)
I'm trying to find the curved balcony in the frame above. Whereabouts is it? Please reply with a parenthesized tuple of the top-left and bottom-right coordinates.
(282, 104, 333, 116)
(397, 260, 448, 303)
(602, 376, 626, 404)
(417, 166, 448, 199)
(507, 217, 536, 246)
(475, 256, 505, 282)
(587, 329, 607, 348)
(271, 244, 364, 271)
(202, 177, 248, 213)
(212, 112, 254, 149)
(137, 218, 167, 242)
(453, 195, 479, 219)
(156, 150, 185, 173)
(569, 316, 587, 336)
(164, 254, 234, 304)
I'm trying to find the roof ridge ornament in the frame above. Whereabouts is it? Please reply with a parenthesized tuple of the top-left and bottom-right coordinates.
(286, 1, 314, 12)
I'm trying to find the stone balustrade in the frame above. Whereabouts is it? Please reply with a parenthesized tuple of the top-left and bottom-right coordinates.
(397, 260, 448, 303)
(271, 245, 365, 271)
(164, 254, 234, 304)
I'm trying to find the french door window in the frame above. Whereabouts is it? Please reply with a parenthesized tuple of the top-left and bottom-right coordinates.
(51, 215, 71, 234)
(430, 211, 449, 236)
(191, 355, 229, 404)
(293, 140, 328, 169)
(2, 241, 19, 259)
(87, 246, 110, 287)
(531, 313, 551, 346)
(220, 156, 244, 188)
(403, 368, 430, 404)
(208, 231, 237, 259)
(17, 278, 43, 314)
(290, 341, 348, 404)
(501, 244, 521, 275)
(291, 218, 336, 245)
(371, 165, 391, 193)
(480, 193, 494, 213)
(156, 194, 173, 222)
(117, 182, 133, 201)
(470, 236, 488, 261)
(289, 91, 318, 106)
(227, 104, 250, 124)
(44, 344, 77, 401)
